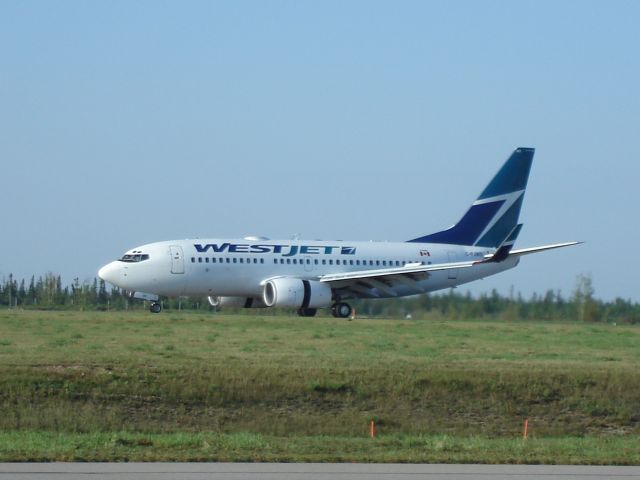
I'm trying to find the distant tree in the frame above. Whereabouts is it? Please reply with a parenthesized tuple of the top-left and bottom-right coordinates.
(7, 274, 17, 307)
(572, 273, 600, 322)
(4, 271, 640, 323)
(98, 279, 108, 306)
(27, 276, 36, 305)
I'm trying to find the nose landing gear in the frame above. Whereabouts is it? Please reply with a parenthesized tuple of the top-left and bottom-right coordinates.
(128, 291, 162, 313)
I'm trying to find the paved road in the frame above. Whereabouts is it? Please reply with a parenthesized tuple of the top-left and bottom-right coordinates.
(1, 463, 640, 480)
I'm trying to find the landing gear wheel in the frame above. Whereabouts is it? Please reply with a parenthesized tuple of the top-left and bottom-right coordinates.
(150, 302, 162, 314)
(297, 307, 317, 317)
(331, 302, 352, 318)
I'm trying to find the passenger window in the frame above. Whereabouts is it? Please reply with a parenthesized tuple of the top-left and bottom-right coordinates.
(329, 260, 333, 265)
(239, 258, 244, 263)
(376, 260, 380, 266)
(293, 259, 297, 264)
(226, 258, 230, 263)
(205, 258, 209, 263)
(322, 259, 326, 265)
(382, 261, 386, 266)
(336, 260, 340, 265)
(198, 257, 202, 263)
(286, 259, 291, 264)
(314, 259, 318, 265)
(274, 259, 278, 264)
(233, 258, 237, 263)
(260, 259, 264, 264)
(191, 258, 195, 263)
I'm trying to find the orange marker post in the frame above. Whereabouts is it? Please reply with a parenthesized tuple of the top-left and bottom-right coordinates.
(370, 420, 376, 438)
(523, 419, 529, 440)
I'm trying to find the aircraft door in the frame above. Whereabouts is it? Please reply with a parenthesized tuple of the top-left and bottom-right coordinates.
(170, 246, 185, 274)
(447, 251, 458, 280)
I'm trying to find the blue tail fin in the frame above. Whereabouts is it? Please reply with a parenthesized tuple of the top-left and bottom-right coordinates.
(407, 147, 534, 248)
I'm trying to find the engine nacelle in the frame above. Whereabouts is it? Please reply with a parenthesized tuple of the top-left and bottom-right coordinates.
(262, 278, 332, 309)
(207, 296, 267, 308)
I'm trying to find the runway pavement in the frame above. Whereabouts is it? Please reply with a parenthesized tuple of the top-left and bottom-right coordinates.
(1, 463, 639, 480)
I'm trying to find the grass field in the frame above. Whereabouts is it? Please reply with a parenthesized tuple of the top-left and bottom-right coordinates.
(0, 309, 639, 463)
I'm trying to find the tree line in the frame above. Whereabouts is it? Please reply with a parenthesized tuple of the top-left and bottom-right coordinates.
(0, 272, 638, 324)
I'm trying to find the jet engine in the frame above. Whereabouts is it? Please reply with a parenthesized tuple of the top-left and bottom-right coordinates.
(262, 278, 332, 309)
(207, 296, 267, 308)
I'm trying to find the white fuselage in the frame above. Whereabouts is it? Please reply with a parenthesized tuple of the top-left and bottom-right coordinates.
(98, 237, 519, 300)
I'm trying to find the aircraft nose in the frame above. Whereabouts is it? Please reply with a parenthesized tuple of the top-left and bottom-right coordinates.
(98, 262, 120, 286)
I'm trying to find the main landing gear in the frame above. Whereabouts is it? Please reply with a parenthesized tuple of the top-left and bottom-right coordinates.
(331, 302, 352, 319)
(150, 302, 162, 314)
(296, 303, 353, 318)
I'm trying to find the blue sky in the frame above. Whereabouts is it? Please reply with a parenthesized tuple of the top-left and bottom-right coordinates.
(1, 1, 639, 301)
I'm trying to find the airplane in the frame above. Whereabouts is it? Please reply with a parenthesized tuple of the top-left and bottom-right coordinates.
(98, 147, 580, 317)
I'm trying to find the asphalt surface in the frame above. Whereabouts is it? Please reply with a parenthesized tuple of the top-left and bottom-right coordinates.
(1, 463, 640, 480)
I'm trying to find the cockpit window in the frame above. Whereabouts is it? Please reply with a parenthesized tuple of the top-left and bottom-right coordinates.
(119, 254, 150, 263)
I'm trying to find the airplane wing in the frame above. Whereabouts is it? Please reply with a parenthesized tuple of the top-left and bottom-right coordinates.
(319, 241, 582, 299)
(485, 241, 583, 259)
(508, 241, 583, 257)
(318, 260, 478, 298)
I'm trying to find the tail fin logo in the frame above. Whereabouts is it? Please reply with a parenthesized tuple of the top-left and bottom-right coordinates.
(408, 148, 534, 248)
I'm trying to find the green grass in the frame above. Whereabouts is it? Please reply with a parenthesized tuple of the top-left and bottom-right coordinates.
(0, 309, 639, 463)
(2, 432, 640, 464)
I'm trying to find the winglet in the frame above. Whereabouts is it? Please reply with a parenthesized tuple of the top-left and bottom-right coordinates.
(484, 223, 523, 262)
